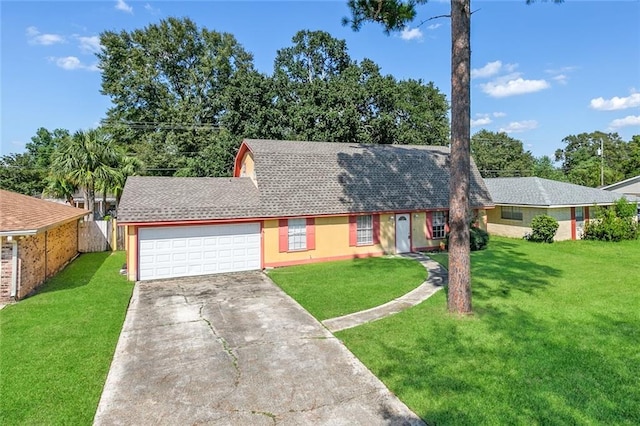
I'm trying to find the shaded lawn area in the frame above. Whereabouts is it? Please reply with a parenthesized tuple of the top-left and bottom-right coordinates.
(268, 257, 426, 320)
(0, 252, 133, 425)
(336, 237, 640, 425)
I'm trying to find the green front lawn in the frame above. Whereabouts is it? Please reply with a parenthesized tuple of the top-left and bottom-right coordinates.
(337, 237, 640, 424)
(0, 252, 133, 425)
(268, 257, 426, 320)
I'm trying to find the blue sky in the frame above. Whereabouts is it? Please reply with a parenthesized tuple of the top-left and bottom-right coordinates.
(1, 0, 639, 159)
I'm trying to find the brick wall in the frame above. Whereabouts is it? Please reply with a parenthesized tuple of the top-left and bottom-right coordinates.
(0, 220, 80, 302)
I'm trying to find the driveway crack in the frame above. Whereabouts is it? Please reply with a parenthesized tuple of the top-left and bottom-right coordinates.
(198, 304, 241, 385)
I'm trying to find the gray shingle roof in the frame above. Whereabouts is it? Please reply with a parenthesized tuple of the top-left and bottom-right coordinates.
(118, 139, 494, 223)
(484, 177, 639, 207)
(118, 177, 260, 222)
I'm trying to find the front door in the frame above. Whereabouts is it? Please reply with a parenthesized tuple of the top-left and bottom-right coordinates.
(395, 214, 411, 253)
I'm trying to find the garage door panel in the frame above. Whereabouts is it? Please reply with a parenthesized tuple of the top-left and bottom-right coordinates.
(138, 223, 261, 280)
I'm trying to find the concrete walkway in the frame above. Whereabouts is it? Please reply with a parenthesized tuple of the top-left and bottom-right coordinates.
(322, 253, 447, 333)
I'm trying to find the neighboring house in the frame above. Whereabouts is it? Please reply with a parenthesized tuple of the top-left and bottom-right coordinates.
(0, 189, 88, 302)
(45, 191, 117, 219)
(484, 177, 639, 241)
(117, 139, 494, 281)
(602, 175, 640, 219)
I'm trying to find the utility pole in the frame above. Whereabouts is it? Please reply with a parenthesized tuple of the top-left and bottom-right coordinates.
(599, 138, 604, 186)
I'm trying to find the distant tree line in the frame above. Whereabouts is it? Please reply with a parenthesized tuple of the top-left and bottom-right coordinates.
(1, 17, 638, 203)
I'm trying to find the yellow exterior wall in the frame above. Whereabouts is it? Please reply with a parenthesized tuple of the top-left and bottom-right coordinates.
(263, 215, 394, 267)
(126, 226, 138, 281)
(487, 206, 575, 241)
(239, 152, 256, 183)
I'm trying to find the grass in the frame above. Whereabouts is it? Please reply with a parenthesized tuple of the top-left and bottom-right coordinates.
(268, 256, 426, 320)
(0, 252, 134, 425)
(333, 237, 640, 425)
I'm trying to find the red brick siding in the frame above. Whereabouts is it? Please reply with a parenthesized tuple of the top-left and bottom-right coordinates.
(0, 220, 79, 302)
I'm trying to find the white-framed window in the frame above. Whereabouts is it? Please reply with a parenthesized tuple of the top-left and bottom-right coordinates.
(288, 218, 307, 251)
(432, 211, 446, 239)
(357, 215, 373, 245)
(575, 206, 584, 222)
(501, 206, 523, 221)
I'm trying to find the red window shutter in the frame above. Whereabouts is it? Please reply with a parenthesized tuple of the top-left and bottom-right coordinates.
(584, 206, 590, 221)
(306, 218, 316, 250)
(426, 212, 433, 239)
(348, 215, 357, 246)
(278, 219, 288, 253)
(373, 214, 380, 244)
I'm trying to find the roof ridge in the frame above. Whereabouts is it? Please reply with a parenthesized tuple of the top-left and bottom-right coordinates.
(533, 177, 552, 206)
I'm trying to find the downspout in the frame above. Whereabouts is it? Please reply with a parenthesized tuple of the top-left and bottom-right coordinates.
(10, 237, 18, 299)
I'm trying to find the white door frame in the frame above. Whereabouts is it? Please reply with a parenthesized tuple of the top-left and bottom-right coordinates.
(395, 213, 411, 253)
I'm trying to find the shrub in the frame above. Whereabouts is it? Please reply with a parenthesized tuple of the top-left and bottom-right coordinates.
(526, 214, 559, 243)
(445, 224, 490, 251)
(583, 199, 638, 242)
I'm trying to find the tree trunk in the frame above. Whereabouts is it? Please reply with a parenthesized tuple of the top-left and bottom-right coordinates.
(85, 184, 96, 222)
(448, 0, 472, 314)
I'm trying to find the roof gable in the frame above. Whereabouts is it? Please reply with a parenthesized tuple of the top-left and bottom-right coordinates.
(0, 189, 88, 234)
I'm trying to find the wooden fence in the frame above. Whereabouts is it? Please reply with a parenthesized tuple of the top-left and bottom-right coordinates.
(78, 219, 125, 252)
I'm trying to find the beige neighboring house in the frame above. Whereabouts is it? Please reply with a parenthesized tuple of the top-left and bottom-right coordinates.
(602, 175, 640, 219)
(484, 177, 638, 241)
(0, 189, 88, 302)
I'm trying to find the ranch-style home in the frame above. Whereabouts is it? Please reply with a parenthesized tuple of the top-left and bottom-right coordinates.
(117, 139, 494, 281)
(0, 189, 88, 302)
(484, 177, 638, 241)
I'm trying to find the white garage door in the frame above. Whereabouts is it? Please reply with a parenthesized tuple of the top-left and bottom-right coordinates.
(138, 223, 261, 281)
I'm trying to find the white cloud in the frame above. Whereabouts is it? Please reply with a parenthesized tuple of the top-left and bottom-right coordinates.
(481, 77, 550, 98)
(590, 93, 640, 111)
(471, 61, 502, 79)
(493, 112, 507, 118)
(499, 120, 538, 133)
(400, 27, 423, 41)
(552, 74, 568, 85)
(26, 26, 65, 45)
(115, 0, 133, 14)
(50, 56, 98, 71)
(77, 35, 101, 54)
(471, 116, 492, 127)
(609, 115, 640, 129)
(427, 23, 442, 30)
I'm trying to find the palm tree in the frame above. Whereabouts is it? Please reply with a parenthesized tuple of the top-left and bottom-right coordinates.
(50, 128, 119, 220)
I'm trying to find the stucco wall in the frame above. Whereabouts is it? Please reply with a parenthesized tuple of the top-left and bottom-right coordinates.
(239, 152, 256, 183)
(0, 220, 79, 302)
(263, 215, 391, 267)
(487, 206, 576, 241)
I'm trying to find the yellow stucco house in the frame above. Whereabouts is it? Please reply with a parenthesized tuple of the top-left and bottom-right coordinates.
(117, 139, 494, 281)
(484, 177, 638, 241)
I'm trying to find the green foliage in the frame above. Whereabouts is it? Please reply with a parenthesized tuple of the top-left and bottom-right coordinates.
(470, 225, 490, 250)
(532, 155, 566, 181)
(555, 131, 638, 187)
(583, 199, 638, 241)
(526, 214, 559, 243)
(446, 223, 490, 251)
(471, 130, 536, 177)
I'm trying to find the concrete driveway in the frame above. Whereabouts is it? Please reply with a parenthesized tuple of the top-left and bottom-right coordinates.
(94, 272, 424, 425)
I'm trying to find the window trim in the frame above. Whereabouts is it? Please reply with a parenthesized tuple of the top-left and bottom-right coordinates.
(287, 218, 307, 251)
(432, 211, 446, 239)
(356, 215, 374, 246)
